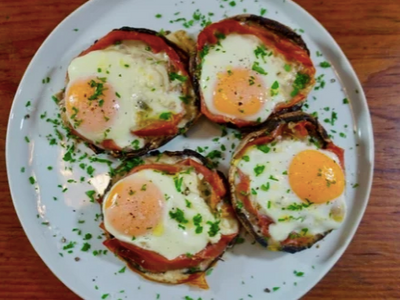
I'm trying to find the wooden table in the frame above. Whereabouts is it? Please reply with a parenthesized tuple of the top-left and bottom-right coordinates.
(0, 0, 399, 299)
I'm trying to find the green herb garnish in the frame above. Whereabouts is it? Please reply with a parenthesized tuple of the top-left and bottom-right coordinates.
(254, 165, 265, 176)
(252, 61, 268, 75)
(169, 208, 188, 223)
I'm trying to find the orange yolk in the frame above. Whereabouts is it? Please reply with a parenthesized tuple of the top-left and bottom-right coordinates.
(104, 177, 164, 237)
(289, 150, 345, 204)
(213, 68, 266, 118)
(65, 77, 118, 133)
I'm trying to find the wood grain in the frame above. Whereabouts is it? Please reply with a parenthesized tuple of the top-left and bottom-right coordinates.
(0, 0, 399, 299)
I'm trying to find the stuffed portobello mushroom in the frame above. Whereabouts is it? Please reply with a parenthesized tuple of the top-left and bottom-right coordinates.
(192, 14, 316, 129)
(100, 150, 239, 288)
(229, 111, 346, 253)
(59, 27, 200, 157)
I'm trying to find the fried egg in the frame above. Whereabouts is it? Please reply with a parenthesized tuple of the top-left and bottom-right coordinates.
(103, 166, 238, 260)
(64, 39, 188, 151)
(233, 138, 346, 243)
(200, 33, 304, 123)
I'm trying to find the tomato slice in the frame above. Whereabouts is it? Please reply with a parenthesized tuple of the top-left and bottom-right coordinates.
(280, 235, 316, 248)
(103, 158, 238, 272)
(101, 139, 122, 151)
(101, 112, 182, 148)
(179, 158, 226, 197)
(234, 125, 283, 159)
(290, 120, 345, 168)
(103, 233, 237, 273)
(129, 158, 227, 210)
(326, 142, 345, 169)
(128, 163, 183, 175)
(80, 29, 187, 75)
(198, 19, 314, 67)
(179, 158, 237, 214)
(197, 19, 315, 127)
(118, 257, 209, 289)
(258, 215, 275, 237)
(131, 113, 183, 137)
(233, 119, 345, 242)
(292, 120, 310, 137)
(235, 120, 345, 169)
(235, 169, 274, 236)
(235, 169, 258, 216)
(128, 159, 226, 200)
(103, 158, 237, 273)
(200, 105, 259, 128)
(78, 30, 189, 138)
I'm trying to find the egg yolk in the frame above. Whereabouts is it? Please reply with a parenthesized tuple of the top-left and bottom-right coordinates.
(213, 68, 266, 117)
(288, 150, 345, 204)
(65, 77, 118, 133)
(104, 177, 164, 237)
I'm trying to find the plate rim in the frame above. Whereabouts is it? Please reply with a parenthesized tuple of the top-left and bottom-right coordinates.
(5, 1, 102, 298)
(6, 0, 375, 299)
(287, 0, 375, 298)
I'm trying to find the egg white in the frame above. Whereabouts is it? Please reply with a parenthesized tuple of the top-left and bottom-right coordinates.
(103, 168, 238, 260)
(66, 40, 185, 150)
(200, 33, 301, 123)
(234, 138, 346, 242)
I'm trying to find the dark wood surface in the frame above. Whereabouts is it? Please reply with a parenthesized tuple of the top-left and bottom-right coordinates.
(1, 0, 399, 299)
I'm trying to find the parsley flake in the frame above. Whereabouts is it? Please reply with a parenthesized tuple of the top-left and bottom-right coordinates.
(260, 8, 267, 15)
(252, 61, 268, 75)
(159, 112, 172, 120)
(207, 220, 220, 237)
(81, 243, 91, 252)
(242, 155, 250, 162)
(169, 72, 187, 82)
(85, 190, 96, 202)
(174, 176, 183, 192)
(291, 72, 310, 97)
(254, 165, 265, 176)
(320, 61, 331, 68)
(257, 144, 270, 153)
(169, 208, 188, 224)
(261, 182, 270, 191)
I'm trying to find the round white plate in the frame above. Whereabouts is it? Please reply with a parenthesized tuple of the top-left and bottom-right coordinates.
(6, 0, 374, 299)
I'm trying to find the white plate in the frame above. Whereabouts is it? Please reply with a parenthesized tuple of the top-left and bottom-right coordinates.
(6, 0, 374, 299)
